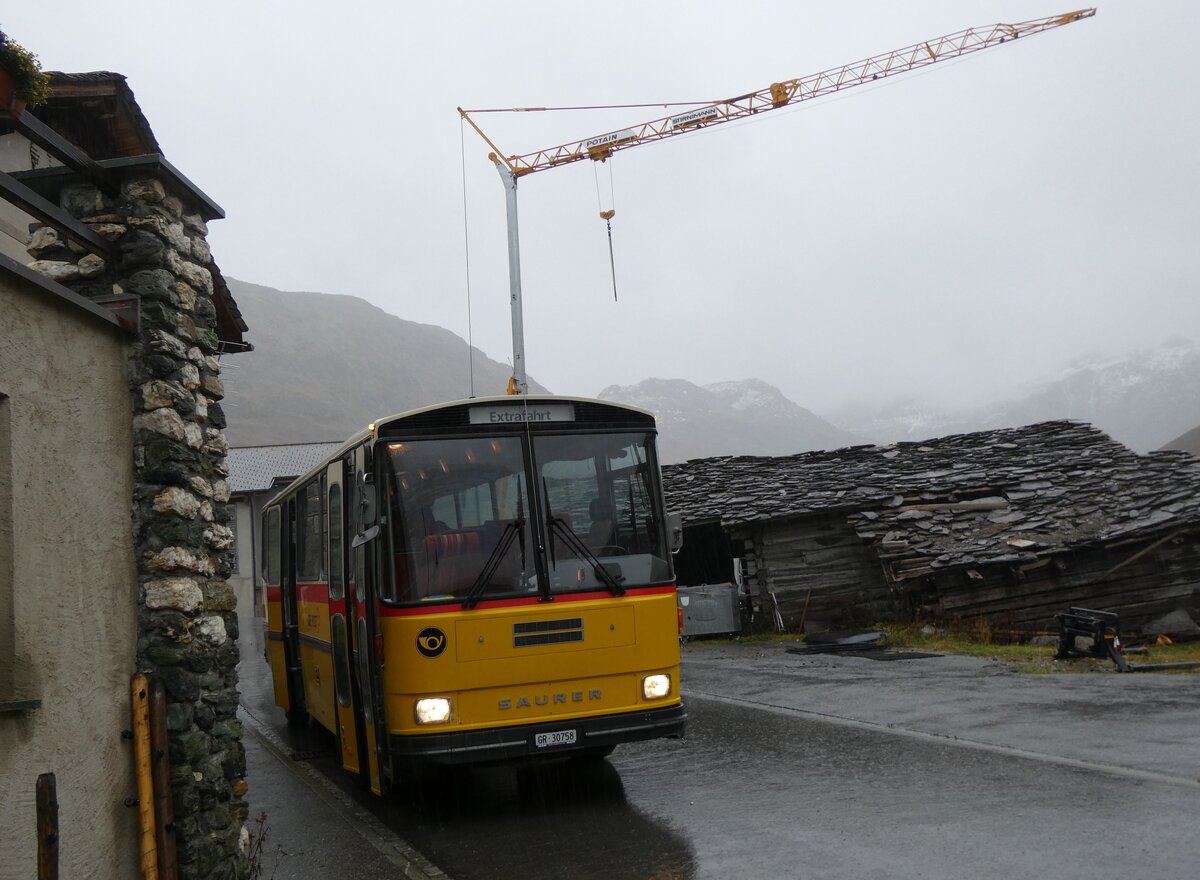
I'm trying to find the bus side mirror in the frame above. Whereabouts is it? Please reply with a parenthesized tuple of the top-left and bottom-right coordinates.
(666, 512, 684, 554)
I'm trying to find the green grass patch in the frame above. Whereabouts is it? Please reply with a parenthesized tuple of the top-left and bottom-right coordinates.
(877, 621, 1200, 674)
(688, 623, 1200, 674)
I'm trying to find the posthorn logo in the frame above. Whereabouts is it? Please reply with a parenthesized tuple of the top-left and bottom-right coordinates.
(417, 627, 446, 658)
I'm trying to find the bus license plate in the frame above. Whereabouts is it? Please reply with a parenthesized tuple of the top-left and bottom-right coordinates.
(535, 729, 577, 748)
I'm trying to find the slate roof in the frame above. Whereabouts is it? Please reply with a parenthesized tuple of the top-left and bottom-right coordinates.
(226, 442, 343, 494)
(15, 72, 248, 347)
(663, 420, 1200, 580)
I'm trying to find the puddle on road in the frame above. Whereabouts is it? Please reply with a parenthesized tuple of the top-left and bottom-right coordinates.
(374, 757, 697, 880)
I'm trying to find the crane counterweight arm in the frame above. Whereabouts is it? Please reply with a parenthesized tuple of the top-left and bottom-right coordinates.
(462, 8, 1095, 177)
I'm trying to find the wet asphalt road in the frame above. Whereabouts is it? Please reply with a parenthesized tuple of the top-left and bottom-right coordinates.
(240, 637, 1200, 880)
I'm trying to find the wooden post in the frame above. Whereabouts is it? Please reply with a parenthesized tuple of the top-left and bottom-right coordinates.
(149, 678, 178, 880)
(131, 673, 159, 880)
(36, 773, 58, 880)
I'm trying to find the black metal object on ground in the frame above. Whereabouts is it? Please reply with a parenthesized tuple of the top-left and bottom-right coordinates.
(1055, 607, 1131, 672)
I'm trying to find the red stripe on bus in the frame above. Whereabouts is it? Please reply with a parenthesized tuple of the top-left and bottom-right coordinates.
(268, 584, 347, 617)
(377, 584, 678, 617)
(296, 581, 328, 604)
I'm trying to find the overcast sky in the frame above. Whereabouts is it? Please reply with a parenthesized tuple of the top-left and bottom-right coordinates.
(7, 2, 1197, 414)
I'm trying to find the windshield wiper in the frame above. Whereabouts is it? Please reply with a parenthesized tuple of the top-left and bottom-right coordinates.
(462, 517, 523, 610)
(547, 514, 626, 596)
(541, 478, 625, 596)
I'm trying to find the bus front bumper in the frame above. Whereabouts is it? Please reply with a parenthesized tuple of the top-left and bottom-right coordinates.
(388, 702, 686, 765)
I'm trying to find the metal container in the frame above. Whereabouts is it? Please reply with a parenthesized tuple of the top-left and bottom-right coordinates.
(678, 583, 741, 637)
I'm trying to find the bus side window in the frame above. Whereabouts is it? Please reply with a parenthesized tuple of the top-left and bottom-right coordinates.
(296, 479, 325, 582)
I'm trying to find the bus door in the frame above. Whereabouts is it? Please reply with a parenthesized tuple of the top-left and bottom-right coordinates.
(327, 458, 365, 777)
(350, 444, 385, 794)
(281, 498, 307, 724)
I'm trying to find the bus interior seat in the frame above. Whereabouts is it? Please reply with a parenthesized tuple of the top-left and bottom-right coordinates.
(414, 523, 520, 598)
(586, 499, 615, 548)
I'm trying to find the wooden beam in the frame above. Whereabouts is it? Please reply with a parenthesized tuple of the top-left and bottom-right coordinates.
(1, 108, 118, 193)
(36, 773, 58, 880)
(149, 678, 178, 880)
(0, 170, 115, 258)
(130, 674, 158, 880)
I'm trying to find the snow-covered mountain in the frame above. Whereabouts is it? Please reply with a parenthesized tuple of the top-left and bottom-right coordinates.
(598, 378, 860, 464)
(831, 340, 1200, 453)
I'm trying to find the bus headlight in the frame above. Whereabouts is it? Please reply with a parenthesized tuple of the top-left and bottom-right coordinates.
(642, 674, 671, 700)
(414, 697, 453, 725)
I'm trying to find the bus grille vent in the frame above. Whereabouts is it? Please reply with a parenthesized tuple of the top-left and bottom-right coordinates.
(513, 617, 583, 648)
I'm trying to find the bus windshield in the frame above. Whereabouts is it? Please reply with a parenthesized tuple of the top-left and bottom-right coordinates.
(536, 432, 672, 592)
(381, 436, 537, 604)
(379, 431, 671, 605)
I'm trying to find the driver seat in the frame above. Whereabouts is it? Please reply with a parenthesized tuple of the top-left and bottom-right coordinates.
(586, 499, 615, 549)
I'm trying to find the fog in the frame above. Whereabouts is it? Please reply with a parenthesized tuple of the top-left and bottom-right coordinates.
(7, 1, 1196, 414)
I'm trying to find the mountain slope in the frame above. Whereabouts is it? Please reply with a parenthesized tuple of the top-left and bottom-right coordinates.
(220, 278, 546, 445)
(1161, 425, 1200, 456)
(599, 378, 860, 463)
(993, 342, 1200, 452)
(832, 341, 1200, 453)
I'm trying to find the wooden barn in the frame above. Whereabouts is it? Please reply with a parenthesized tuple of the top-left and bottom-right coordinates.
(664, 421, 1200, 636)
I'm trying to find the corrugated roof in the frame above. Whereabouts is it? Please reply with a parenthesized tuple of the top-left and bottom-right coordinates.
(226, 442, 343, 494)
(664, 420, 1200, 580)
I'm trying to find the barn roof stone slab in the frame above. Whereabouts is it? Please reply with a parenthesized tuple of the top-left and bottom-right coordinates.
(663, 420, 1200, 579)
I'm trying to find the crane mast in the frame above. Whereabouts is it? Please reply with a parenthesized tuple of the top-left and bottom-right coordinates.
(460, 8, 1096, 394)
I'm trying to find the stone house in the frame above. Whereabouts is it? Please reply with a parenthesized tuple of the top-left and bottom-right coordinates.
(665, 421, 1200, 636)
(1, 71, 251, 878)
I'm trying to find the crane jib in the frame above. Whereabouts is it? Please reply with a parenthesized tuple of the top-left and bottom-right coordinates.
(458, 7, 1097, 395)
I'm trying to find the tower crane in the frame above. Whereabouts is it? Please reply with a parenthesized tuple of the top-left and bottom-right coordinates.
(460, 8, 1096, 395)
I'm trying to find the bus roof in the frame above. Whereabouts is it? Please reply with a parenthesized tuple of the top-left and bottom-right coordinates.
(262, 394, 657, 507)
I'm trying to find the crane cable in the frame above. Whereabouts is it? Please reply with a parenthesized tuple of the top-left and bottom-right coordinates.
(459, 117, 476, 397)
(593, 160, 618, 302)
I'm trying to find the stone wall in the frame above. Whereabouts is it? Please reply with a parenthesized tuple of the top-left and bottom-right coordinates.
(29, 169, 249, 879)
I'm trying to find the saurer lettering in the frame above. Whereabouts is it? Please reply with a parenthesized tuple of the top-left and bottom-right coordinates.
(499, 689, 602, 710)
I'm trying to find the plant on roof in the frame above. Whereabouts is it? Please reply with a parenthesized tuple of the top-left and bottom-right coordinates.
(0, 27, 50, 107)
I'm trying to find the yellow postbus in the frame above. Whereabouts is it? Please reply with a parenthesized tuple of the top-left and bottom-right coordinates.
(260, 395, 685, 793)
